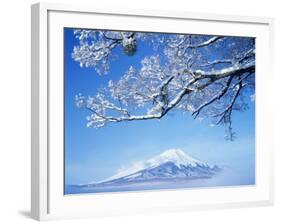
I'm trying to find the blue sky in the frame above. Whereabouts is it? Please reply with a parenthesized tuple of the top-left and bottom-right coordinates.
(64, 28, 255, 185)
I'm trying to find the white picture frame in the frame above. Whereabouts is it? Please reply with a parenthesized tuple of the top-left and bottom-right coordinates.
(31, 2, 274, 221)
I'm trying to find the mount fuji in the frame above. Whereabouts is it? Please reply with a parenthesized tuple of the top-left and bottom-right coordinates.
(83, 149, 221, 188)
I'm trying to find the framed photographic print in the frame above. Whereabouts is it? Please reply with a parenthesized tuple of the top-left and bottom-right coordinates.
(31, 2, 274, 221)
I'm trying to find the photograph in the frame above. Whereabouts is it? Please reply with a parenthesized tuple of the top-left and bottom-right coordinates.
(63, 28, 256, 195)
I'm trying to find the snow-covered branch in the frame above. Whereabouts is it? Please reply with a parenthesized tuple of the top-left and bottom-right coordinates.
(188, 36, 223, 48)
(77, 60, 254, 131)
(72, 31, 255, 139)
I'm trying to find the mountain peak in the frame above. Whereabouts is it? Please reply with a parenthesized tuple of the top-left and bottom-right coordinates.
(159, 149, 192, 161)
(160, 149, 186, 157)
(149, 148, 206, 168)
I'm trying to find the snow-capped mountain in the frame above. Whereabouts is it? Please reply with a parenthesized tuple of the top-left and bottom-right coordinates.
(85, 149, 221, 187)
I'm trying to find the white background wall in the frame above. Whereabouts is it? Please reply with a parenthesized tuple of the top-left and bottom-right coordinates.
(0, 0, 280, 223)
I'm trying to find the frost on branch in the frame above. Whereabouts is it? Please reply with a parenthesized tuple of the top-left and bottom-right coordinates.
(72, 30, 157, 75)
(73, 31, 255, 140)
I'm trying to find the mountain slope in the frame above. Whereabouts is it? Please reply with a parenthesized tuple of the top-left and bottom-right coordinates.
(85, 149, 221, 187)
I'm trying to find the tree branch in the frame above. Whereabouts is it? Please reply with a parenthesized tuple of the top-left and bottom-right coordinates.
(192, 76, 234, 118)
(80, 62, 254, 128)
(188, 36, 223, 48)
